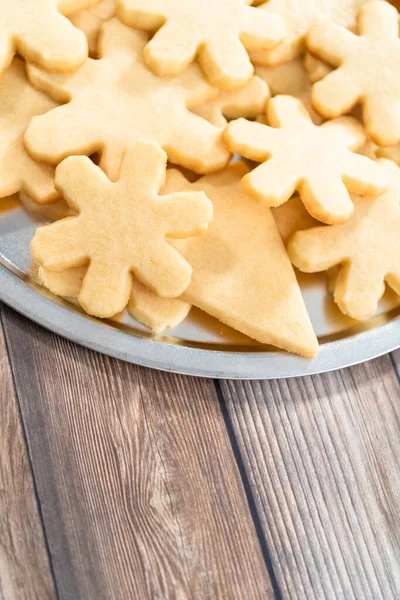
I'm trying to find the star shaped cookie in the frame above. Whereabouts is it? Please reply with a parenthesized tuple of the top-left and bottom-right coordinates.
(224, 95, 387, 224)
(25, 19, 230, 182)
(31, 142, 213, 318)
(250, 0, 366, 65)
(0, 0, 98, 76)
(0, 60, 58, 204)
(289, 159, 400, 320)
(116, 0, 284, 89)
(308, 0, 400, 146)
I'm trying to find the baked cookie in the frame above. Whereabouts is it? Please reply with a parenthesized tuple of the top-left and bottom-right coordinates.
(31, 142, 213, 318)
(0, 0, 98, 76)
(25, 19, 230, 182)
(166, 163, 319, 358)
(250, 0, 366, 66)
(308, 0, 400, 146)
(288, 159, 400, 319)
(224, 95, 387, 224)
(39, 265, 191, 332)
(116, 0, 284, 89)
(0, 60, 58, 205)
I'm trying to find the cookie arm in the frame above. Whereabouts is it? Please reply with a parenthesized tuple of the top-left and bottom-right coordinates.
(199, 37, 253, 90)
(31, 218, 87, 271)
(134, 243, 193, 298)
(0, 34, 14, 77)
(288, 227, 346, 273)
(16, 12, 88, 72)
(78, 259, 132, 318)
(164, 112, 230, 174)
(312, 68, 363, 119)
(300, 174, 354, 225)
(144, 23, 199, 77)
(242, 161, 299, 207)
(334, 262, 385, 320)
(25, 104, 102, 166)
(241, 5, 284, 50)
(223, 118, 277, 161)
(307, 22, 357, 66)
(342, 153, 388, 197)
(359, 0, 399, 40)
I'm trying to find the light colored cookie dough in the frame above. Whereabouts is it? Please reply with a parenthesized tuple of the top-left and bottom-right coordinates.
(224, 95, 387, 224)
(0, 60, 58, 205)
(0, 0, 98, 76)
(165, 164, 319, 358)
(116, 0, 284, 89)
(288, 159, 400, 319)
(308, 1, 400, 146)
(31, 142, 213, 318)
(25, 19, 230, 182)
(70, 0, 115, 56)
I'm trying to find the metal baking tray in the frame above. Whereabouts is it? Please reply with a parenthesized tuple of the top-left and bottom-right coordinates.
(0, 198, 398, 379)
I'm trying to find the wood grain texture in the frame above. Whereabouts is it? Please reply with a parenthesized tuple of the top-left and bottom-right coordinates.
(220, 354, 400, 600)
(1, 304, 273, 600)
(0, 313, 55, 600)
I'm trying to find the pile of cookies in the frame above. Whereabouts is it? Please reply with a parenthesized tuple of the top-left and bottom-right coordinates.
(1, 0, 400, 359)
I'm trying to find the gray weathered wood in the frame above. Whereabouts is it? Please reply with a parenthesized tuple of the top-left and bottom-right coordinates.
(220, 354, 400, 600)
(0, 313, 55, 600)
(2, 304, 273, 600)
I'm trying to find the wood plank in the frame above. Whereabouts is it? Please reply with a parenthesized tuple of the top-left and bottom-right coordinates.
(220, 355, 400, 600)
(0, 312, 55, 600)
(1, 305, 273, 600)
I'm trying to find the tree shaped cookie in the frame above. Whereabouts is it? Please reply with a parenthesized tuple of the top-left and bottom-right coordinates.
(25, 19, 230, 182)
(308, 1, 400, 146)
(70, 0, 115, 56)
(39, 265, 191, 331)
(116, 0, 284, 89)
(31, 142, 213, 319)
(0, 0, 99, 77)
(288, 159, 400, 320)
(192, 76, 269, 128)
(0, 60, 58, 205)
(165, 164, 319, 358)
(224, 95, 387, 225)
(250, 0, 366, 66)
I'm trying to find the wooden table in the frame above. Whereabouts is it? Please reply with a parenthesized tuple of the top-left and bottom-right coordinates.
(1, 303, 399, 600)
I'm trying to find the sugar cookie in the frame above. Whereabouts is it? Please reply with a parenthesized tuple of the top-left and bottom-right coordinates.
(308, 1, 400, 146)
(288, 159, 400, 320)
(165, 164, 318, 358)
(0, 0, 98, 76)
(192, 76, 269, 128)
(304, 53, 332, 84)
(39, 265, 191, 332)
(70, 0, 115, 56)
(249, 0, 366, 66)
(224, 96, 387, 224)
(116, 0, 284, 89)
(0, 60, 58, 205)
(25, 19, 230, 182)
(31, 142, 213, 318)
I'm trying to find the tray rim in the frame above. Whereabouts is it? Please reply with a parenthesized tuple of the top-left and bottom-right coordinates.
(0, 266, 399, 380)
(0, 266, 400, 380)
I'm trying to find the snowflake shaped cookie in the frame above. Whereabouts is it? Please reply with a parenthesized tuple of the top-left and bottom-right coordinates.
(31, 142, 213, 318)
(0, 60, 58, 204)
(25, 19, 230, 182)
(0, 0, 99, 76)
(308, 1, 400, 146)
(250, 0, 366, 66)
(116, 0, 284, 89)
(289, 159, 400, 320)
(224, 95, 388, 224)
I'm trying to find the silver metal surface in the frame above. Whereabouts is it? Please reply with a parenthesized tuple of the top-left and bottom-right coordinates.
(0, 200, 398, 379)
